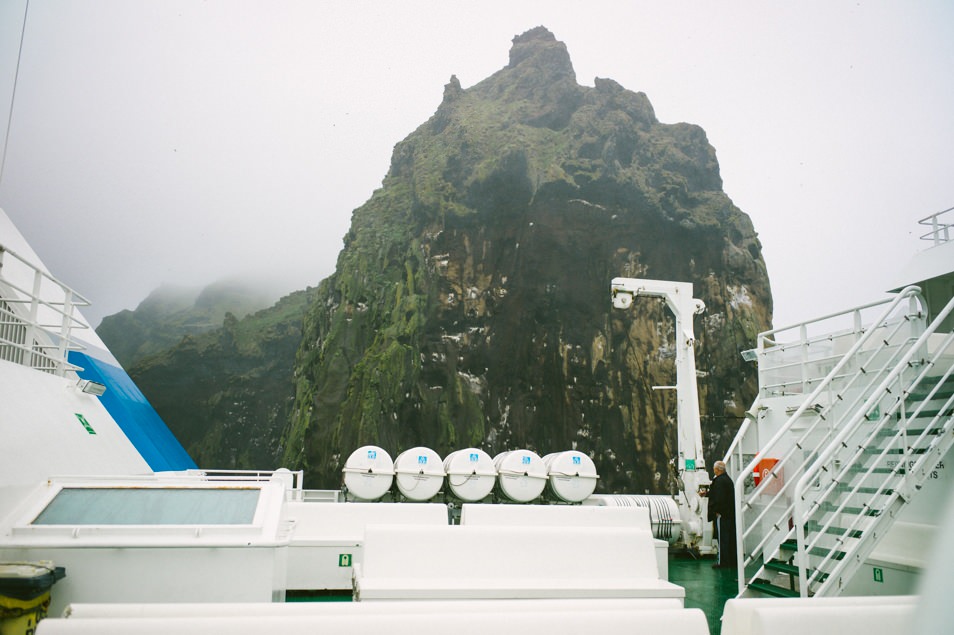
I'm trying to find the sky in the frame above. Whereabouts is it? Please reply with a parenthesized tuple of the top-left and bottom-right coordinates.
(0, 0, 952, 330)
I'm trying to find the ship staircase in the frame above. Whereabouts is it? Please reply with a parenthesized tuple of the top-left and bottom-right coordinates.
(726, 282, 954, 598)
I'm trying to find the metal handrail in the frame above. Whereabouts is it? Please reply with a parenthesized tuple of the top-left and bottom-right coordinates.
(799, 343, 954, 594)
(918, 206, 954, 245)
(734, 286, 926, 593)
(182, 468, 306, 492)
(756, 296, 905, 397)
(736, 323, 916, 569)
(722, 396, 758, 472)
(792, 295, 954, 595)
(0, 243, 92, 375)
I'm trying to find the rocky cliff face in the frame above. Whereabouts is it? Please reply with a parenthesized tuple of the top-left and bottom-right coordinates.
(125, 288, 317, 469)
(281, 27, 771, 493)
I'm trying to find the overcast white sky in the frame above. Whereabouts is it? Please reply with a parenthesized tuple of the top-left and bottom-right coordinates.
(1, 0, 952, 329)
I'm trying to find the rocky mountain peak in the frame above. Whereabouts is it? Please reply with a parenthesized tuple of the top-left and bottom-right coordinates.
(508, 26, 575, 79)
(280, 28, 772, 490)
(117, 28, 772, 494)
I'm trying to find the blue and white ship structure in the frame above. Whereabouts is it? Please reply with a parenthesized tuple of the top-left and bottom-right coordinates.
(0, 210, 196, 487)
(1, 205, 952, 634)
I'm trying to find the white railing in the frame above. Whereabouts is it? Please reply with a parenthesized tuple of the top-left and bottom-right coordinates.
(733, 286, 927, 594)
(0, 243, 92, 376)
(791, 294, 954, 596)
(918, 206, 954, 246)
(181, 469, 306, 494)
(753, 294, 923, 398)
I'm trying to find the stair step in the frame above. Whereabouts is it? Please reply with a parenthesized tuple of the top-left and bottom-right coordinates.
(875, 427, 939, 437)
(807, 545, 846, 560)
(806, 522, 864, 539)
(763, 559, 830, 582)
(747, 579, 801, 598)
(780, 540, 847, 561)
(764, 559, 797, 575)
(861, 447, 928, 455)
(899, 408, 954, 420)
(907, 385, 954, 402)
(833, 483, 893, 496)
(848, 465, 905, 475)
(818, 502, 881, 516)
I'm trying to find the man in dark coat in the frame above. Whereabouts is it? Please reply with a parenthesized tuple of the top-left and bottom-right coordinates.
(707, 460, 736, 568)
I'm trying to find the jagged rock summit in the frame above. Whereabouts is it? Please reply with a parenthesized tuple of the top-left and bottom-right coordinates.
(281, 27, 772, 492)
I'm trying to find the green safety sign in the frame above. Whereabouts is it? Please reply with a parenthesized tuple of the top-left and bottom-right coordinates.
(75, 413, 96, 435)
(338, 554, 352, 567)
(873, 567, 883, 583)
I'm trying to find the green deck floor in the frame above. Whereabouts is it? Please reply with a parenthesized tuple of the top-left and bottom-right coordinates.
(669, 554, 738, 635)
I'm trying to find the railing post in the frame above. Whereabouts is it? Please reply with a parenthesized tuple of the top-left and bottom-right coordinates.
(56, 289, 74, 376)
(800, 323, 809, 394)
(22, 269, 41, 370)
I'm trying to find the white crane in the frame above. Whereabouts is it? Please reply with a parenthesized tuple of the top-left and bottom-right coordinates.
(610, 277, 711, 550)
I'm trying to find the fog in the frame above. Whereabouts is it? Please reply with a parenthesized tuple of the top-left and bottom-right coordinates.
(1, 1, 952, 328)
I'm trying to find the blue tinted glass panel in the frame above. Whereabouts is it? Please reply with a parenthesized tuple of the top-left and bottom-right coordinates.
(32, 488, 260, 525)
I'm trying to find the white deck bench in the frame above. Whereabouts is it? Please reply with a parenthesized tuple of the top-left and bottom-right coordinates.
(721, 596, 917, 635)
(39, 607, 709, 635)
(353, 523, 684, 601)
(460, 503, 670, 577)
(62, 598, 685, 619)
(460, 502, 651, 528)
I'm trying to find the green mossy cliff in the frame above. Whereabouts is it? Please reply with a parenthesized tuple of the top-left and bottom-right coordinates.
(127, 288, 317, 469)
(280, 27, 772, 492)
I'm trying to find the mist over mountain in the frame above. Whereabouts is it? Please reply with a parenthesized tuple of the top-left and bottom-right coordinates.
(110, 27, 771, 493)
(98, 278, 282, 368)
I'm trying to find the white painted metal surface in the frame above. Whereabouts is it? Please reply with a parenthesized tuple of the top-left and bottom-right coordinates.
(282, 501, 447, 591)
(353, 523, 683, 601)
(443, 448, 496, 501)
(610, 277, 709, 547)
(0, 360, 152, 491)
(393, 446, 444, 501)
(341, 446, 394, 501)
(36, 607, 711, 635)
(721, 596, 916, 635)
(493, 449, 547, 502)
(543, 450, 598, 502)
(61, 597, 685, 618)
(0, 476, 292, 615)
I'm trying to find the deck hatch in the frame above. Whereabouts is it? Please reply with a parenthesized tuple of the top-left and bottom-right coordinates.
(31, 487, 261, 525)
